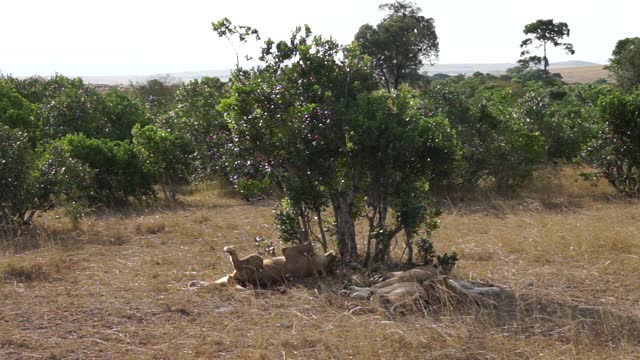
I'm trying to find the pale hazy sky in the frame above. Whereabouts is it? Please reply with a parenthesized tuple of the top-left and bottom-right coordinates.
(1, 0, 638, 76)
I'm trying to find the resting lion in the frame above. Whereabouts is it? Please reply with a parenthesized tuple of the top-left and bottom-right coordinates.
(218, 243, 337, 287)
(343, 267, 510, 314)
(223, 246, 264, 284)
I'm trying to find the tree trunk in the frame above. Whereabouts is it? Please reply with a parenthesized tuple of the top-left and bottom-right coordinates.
(316, 209, 328, 253)
(404, 228, 414, 265)
(330, 193, 357, 260)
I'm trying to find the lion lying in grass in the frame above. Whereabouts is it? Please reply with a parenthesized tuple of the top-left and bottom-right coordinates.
(198, 243, 337, 289)
(343, 266, 510, 314)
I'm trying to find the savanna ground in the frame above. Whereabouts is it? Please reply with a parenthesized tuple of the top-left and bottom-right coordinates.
(551, 65, 611, 84)
(1, 165, 639, 359)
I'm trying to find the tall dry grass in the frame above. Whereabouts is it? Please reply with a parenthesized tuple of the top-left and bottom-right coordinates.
(1, 166, 639, 359)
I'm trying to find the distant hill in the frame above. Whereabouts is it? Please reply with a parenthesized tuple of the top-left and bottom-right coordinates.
(79, 61, 605, 85)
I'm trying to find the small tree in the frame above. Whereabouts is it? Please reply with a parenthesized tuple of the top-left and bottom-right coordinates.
(518, 19, 575, 77)
(52, 134, 155, 206)
(0, 81, 39, 144)
(132, 124, 195, 202)
(131, 77, 180, 117)
(585, 91, 640, 196)
(605, 37, 640, 91)
(0, 126, 47, 226)
(354, 1, 438, 92)
(40, 76, 106, 141)
(101, 89, 149, 141)
(169, 77, 230, 180)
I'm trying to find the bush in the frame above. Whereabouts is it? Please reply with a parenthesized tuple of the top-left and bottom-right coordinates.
(0, 81, 39, 143)
(0, 126, 49, 226)
(132, 125, 195, 201)
(50, 135, 155, 206)
(101, 89, 149, 141)
(585, 91, 640, 196)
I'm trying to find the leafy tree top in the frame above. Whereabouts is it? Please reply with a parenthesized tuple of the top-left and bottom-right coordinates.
(518, 19, 575, 76)
(605, 37, 640, 90)
(354, 1, 438, 92)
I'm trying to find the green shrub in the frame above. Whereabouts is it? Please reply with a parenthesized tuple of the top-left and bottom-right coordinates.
(585, 91, 640, 196)
(0, 126, 48, 226)
(50, 134, 155, 206)
(132, 125, 195, 201)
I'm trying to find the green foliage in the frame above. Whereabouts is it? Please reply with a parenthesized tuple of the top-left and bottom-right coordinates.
(518, 19, 574, 76)
(51, 134, 155, 206)
(235, 178, 272, 202)
(101, 89, 149, 141)
(415, 238, 458, 273)
(4, 75, 149, 143)
(416, 238, 436, 264)
(355, 1, 438, 91)
(0, 126, 48, 226)
(274, 198, 304, 244)
(585, 91, 640, 196)
(169, 77, 230, 179)
(38, 76, 106, 140)
(0, 81, 39, 142)
(131, 77, 180, 116)
(536, 84, 608, 160)
(132, 125, 195, 201)
(217, 22, 378, 259)
(436, 252, 458, 274)
(353, 87, 455, 262)
(606, 37, 640, 91)
(425, 79, 546, 191)
(473, 89, 546, 190)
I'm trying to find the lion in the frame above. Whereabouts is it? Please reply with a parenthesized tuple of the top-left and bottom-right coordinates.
(222, 242, 335, 287)
(223, 246, 264, 284)
(343, 267, 510, 314)
(311, 250, 338, 277)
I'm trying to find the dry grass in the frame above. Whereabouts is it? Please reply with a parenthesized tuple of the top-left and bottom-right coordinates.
(552, 65, 611, 84)
(1, 167, 639, 359)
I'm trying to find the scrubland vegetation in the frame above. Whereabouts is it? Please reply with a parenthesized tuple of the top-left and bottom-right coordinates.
(2, 1, 640, 358)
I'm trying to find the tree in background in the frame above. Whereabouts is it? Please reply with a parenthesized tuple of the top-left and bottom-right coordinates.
(0, 81, 39, 144)
(131, 77, 180, 117)
(606, 37, 640, 91)
(49, 134, 155, 206)
(101, 89, 149, 141)
(518, 19, 574, 77)
(39, 76, 106, 141)
(585, 91, 640, 196)
(169, 77, 230, 180)
(132, 124, 195, 202)
(354, 1, 438, 92)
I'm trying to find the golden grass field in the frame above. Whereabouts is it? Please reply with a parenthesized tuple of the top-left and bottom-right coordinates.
(1, 166, 639, 359)
(551, 65, 611, 84)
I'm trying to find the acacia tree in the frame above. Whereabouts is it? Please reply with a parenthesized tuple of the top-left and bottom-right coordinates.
(353, 87, 456, 263)
(215, 22, 455, 263)
(519, 19, 575, 77)
(606, 37, 640, 91)
(354, 1, 438, 92)
(217, 24, 376, 259)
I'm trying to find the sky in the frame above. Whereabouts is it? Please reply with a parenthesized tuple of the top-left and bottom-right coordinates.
(1, 0, 639, 77)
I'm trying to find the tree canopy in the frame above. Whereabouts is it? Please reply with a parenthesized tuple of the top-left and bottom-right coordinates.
(518, 19, 575, 77)
(354, 1, 438, 92)
(606, 37, 640, 91)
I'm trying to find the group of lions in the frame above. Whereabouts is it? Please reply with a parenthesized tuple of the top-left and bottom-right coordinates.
(196, 242, 510, 315)
(209, 242, 337, 289)
(342, 266, 510, 314)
